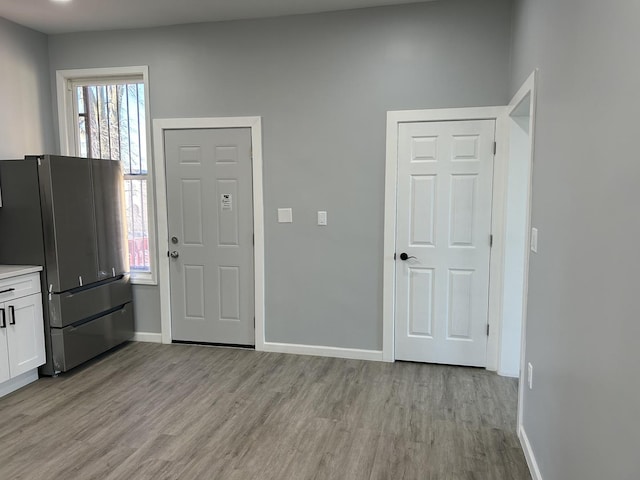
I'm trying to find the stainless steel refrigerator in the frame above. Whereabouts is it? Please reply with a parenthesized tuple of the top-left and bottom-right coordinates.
(0, 155, 134, 375)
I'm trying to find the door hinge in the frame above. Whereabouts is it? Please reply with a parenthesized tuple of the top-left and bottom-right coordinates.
(493, 142, 497, 155)
(489, 234, 493, 247)
(486, 324, 490, 336)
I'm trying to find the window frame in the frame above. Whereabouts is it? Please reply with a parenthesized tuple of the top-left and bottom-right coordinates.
(56, 66, 157, 285)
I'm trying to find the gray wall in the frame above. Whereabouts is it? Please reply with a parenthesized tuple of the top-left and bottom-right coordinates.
(48, 0, 513, 347)
(0, 17, 54, 158)
(511, 0, 640, 478)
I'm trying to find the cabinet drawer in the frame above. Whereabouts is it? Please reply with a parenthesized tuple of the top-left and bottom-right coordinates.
(0, 273, 41, 303)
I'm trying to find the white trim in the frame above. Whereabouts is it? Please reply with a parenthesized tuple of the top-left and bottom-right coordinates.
(55, 66, 158, 285)
(383, 106, 508, 367)
(132, 332, 163, 343)
(510, 70, 538, 433)
(519, 425, 544, 480)
(152, 116, 265, 349)
(0, 369, 39, 398)
(262, 342, 384, 362)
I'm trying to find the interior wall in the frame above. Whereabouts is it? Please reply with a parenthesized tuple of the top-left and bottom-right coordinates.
(0, 17, 54, 158)
(511, 0, 640, 478)
(48, 0, 513, 348)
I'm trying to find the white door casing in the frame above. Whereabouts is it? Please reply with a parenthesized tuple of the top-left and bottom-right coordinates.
(153, 116, 265, 348)
(165, 128, 255, 345)
(394, 120, 495, 366)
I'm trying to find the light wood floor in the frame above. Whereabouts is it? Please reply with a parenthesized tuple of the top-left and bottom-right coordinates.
(0, 343, 530, 480)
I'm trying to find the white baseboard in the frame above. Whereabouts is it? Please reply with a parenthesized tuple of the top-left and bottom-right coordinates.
(0, 369, 39, 398)
(260, 341, 384, 362)
(132, 332, 163, 343)
(519, 424, 543, 480)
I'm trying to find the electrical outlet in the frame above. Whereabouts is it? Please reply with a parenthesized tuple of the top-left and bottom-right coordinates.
(531, 227, 538, 253)
(527, 362, 533, 390)
(317, 211, 327, 226)
(277, 208, 293, 223)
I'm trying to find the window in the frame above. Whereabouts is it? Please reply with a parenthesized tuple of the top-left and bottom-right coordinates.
(57, 67, 156, 284)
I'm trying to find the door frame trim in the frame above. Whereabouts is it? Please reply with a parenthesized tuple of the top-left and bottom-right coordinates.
(383, 106, 508, 368)
(152, 116, 265, 348)
(510, 70, 538, 450)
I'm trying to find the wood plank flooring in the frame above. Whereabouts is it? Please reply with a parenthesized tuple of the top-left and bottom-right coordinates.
(0, 343, 530, 480)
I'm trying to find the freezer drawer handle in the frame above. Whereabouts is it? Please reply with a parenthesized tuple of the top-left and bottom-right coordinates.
(0, 308, 5, 328)
(8, 306, 15, 325)
(0, 288, 15, 295)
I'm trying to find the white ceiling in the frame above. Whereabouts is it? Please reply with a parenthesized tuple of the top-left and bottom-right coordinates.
(0, 0, 434, 35)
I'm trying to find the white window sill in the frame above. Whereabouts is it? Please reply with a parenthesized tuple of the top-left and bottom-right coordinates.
(130, 272, 157, 286)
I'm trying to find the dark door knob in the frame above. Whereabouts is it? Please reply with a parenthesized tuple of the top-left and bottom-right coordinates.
(399, 253, 417, 261)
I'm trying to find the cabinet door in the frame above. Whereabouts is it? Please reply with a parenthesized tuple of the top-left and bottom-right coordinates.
(7, 294, 45, 377)
(0, 304, 9, 384)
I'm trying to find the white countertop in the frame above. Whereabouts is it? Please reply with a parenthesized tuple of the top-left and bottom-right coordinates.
(0, 265, 43, 281)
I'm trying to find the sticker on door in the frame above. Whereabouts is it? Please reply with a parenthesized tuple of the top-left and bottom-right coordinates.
(221, 194, 233, 212)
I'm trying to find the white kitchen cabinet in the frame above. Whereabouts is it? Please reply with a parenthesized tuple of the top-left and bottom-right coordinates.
(0, 314, 9, 384)
(0, 268, 45, 398)
(5, 294, 45, 377)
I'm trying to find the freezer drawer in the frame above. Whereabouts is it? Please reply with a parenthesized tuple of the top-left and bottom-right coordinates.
(50, 302, 134, 373)
(48, 275, 132, 328)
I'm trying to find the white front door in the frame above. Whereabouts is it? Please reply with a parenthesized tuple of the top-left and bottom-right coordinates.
(394, 120, 495, 366)
(165, 128, 255, 346)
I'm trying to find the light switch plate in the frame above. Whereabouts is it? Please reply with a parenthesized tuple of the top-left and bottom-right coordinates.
(531, 227, 538, 253)
(317, 211, 327, 226)
(277, 208, 293, 223)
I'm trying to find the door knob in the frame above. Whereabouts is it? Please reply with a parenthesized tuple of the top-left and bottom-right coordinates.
(399, 252, 417, 261)
(170, 251, 180, 259)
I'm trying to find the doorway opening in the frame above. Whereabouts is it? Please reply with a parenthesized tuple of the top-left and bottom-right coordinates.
(499, 77, 536, 377)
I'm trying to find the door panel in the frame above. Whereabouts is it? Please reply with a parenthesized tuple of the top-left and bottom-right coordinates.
(93, 159, 128, 279)
(7, 294, 45, 377)
(40, 156, 99, 292)
(395, 120, 495, 366)
(180, 179, 204, 245)
(408, 268, 434, 337)
(165, 128, 254, 345)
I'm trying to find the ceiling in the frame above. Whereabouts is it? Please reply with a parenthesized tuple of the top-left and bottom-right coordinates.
(0, 0, 435, 35)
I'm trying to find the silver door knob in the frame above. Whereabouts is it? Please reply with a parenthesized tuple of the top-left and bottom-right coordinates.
(170, 251, 180, 259)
